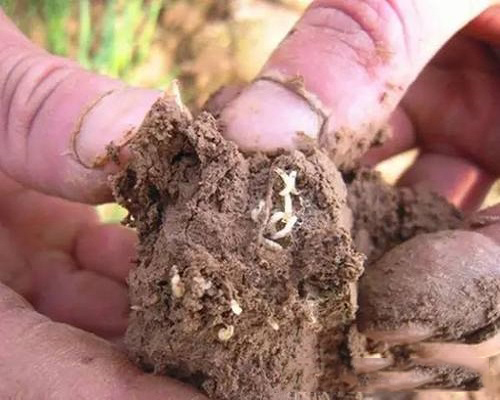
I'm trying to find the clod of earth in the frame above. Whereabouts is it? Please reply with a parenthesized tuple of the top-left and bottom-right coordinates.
(112, 95, 469, 399)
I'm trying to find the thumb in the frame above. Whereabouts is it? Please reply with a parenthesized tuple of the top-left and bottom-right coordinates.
(221, 0, 496, 167)
(0, 281, 205, 399)
(0, 10, 162, 203)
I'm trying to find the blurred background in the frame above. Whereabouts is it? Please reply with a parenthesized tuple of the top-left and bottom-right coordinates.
(1, 0, 499, 220)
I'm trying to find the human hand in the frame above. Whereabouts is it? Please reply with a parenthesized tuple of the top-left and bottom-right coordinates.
(0, 8, 204, 400)
(218, 0, 500, 393)
(2, 1, 499, 396)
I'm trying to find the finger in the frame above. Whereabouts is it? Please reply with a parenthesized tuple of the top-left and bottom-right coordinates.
(361, 107, 416, 166)
(360, 366, 482, 392)
(465, 4, 500, 44)
(363, 34, 500, 168)
(398, 153, 496, 213)
(355, 332, 499, 376)
(356, 339, 497, 392)
(75, 223, 138, 283)
(412, 333, 500, 370)
(0, 282, 205, 399)
(0, 10, 162, 203)
(360, 370, 436, 392)
(221, 0, 493, 167)
(395, 50, 500, 210)
(30, 251, 129, 338)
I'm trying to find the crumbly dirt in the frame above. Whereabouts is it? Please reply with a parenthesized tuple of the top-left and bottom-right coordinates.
(346, 168, 463, 262)
(111, 96, 478, 399)
(113, 96, 365, 399)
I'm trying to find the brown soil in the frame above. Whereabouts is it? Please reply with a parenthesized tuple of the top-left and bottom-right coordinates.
(346, 168, 463, 262)
(111, 96, 473, 399)
(113, 96, 365, 399)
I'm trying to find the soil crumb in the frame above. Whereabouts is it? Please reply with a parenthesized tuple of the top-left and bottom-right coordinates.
(112, 96, 465, 399)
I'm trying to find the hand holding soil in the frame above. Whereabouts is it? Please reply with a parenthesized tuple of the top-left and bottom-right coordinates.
(0, 2, 499, 399)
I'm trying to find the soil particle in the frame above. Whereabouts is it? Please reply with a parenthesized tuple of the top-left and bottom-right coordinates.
(112, 96, 365, 399)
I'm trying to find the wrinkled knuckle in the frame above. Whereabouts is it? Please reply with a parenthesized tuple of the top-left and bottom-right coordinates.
(302, 0, 409, 67)
(1, 51, 71, 163)
(2, 52, 39, 132)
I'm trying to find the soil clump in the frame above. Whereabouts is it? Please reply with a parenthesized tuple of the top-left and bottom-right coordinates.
(112, 96, 465, 399)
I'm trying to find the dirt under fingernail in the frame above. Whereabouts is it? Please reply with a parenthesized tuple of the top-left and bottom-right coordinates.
(111, 97, 467, 399)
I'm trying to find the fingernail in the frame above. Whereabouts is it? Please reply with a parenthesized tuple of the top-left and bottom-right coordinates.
(204, 84, 245, 117)
(73, 87, 162, 168)
(220, 79, 324, 152)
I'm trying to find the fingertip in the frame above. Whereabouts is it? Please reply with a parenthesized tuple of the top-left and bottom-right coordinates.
(398, 153, 495, 213)
(75, 223, 138, 283)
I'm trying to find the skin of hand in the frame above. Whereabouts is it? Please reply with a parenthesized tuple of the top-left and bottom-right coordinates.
(0, 1, 499, 398)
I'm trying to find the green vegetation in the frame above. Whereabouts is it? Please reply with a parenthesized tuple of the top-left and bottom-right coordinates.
(1, 0, 163, 79)
(42, 0, 72, 56)
(0, 0, 13, 15)
(90, 0, 163, 78)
